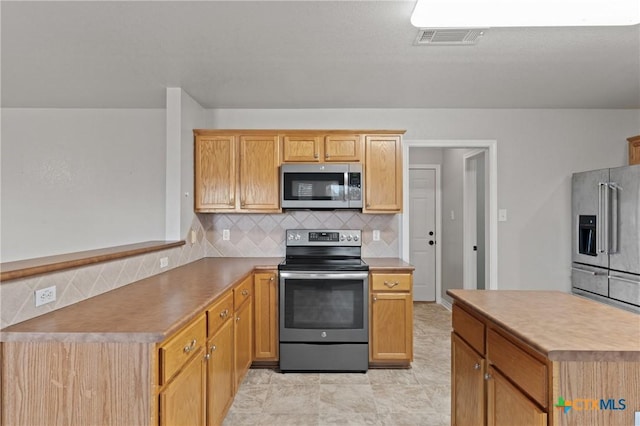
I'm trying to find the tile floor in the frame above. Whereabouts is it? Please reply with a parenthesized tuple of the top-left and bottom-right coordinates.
(223, 303, 452, 425)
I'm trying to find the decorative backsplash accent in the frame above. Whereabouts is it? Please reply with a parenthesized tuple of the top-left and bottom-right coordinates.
(199, 211, 399, 258)
(1, 212, 399, 329)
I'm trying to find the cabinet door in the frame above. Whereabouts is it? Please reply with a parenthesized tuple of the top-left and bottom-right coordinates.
(254, 271, 279, 361)
(195, 135, 237, 211)
(324, 134, 362, 162)
(234, 298, 253, 389)
(370, 292, 413, 362)
(159, 349, 206, 426)
(206, 318, 234, 426)
(239, 135, 281, 211)
(452, 333, 485, 426)
(282, 135, 322, 162)
(364, 135, 402, 213)
(487, 366, 547, 426)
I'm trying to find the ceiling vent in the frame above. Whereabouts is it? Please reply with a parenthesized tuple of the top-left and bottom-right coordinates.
(415, 28, 485, 45)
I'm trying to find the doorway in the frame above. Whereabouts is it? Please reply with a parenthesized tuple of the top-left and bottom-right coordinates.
(464, 150, 488, 290)
(409, 166, 439, 301)
(402, 140, 498, 305)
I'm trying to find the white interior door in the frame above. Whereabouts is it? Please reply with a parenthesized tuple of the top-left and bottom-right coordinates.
(409, 168, 437, 301)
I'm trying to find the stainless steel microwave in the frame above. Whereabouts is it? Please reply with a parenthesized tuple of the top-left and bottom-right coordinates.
(281, 163, 363, 209)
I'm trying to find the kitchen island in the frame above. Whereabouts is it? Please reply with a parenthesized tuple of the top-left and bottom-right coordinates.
(448, 289, 640, 426)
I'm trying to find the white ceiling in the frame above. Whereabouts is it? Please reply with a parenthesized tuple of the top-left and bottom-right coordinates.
(2, 0, 639, 109)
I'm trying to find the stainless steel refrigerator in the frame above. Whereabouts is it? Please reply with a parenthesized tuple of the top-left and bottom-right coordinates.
(571, 164, 640, 313)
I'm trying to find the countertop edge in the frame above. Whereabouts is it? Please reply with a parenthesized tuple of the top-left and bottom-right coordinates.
(448, 289, 640, 362)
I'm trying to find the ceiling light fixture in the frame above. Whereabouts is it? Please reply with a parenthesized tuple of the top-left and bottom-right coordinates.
(410, 0, 640, 28)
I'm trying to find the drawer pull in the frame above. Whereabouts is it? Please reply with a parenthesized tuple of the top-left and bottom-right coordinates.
(473, 363, 481, 370)
(183, 339, 197, 354)
(242, 289, 249, 296)
(210, 344, 217, 352)
(384, 280, 399, 288)
(484, 373, 492, 380)
(204, 353, 210, 360)
(219, 309, 229, 318)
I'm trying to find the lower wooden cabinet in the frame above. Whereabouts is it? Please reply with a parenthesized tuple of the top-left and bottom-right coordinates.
(234, 294, 253, 389)
(253, 271, 278, 362)
(206, 318, 234, 426)
(487, 366, 547, 426)
(159, 347, 206, 426)
(451, 333, 485, 426)
(369, 271, 413, 366)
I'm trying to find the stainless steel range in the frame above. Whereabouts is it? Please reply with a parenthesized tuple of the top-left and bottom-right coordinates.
(278, 229, 369, 372)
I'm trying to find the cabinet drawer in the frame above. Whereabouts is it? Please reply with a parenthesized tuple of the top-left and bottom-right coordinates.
(487, 328, 548, 408)
(234, 276, 253, 309)
(452, 304, 485, 355)
(371, 274, 411, 292)
(207, 291, 234, 337)
(159, 314, 207, 385)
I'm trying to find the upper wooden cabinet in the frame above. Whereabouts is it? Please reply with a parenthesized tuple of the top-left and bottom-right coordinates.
(281, 132, 363, 163)
(364, 134, 403, 213)
(194, 130, 281, 213)
(195, 129, 405, 214)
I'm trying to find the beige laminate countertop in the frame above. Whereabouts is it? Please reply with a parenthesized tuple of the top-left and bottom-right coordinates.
(0, 257, 281, 343)
(448, 289, 640, 362)
(1, 256, 412, 344)
(364, 257, 414, 270)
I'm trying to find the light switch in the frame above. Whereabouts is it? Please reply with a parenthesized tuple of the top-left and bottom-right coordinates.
(498, 209, 508, 222)
(223, 229, 230, 241)
(372, 230, 380, 241)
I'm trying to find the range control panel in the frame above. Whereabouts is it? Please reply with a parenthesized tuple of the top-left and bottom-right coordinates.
(286, 229, 362, 246)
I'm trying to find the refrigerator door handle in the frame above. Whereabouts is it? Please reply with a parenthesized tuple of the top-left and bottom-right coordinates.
(597, 182, 606, 254)
(608, 274, 640, 285)
(608, 182, 618, 254)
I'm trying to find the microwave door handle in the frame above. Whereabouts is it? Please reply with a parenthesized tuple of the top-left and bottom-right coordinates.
(344, 171, 349, 201)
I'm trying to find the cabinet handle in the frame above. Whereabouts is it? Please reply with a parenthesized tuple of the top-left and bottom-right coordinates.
(373, 296, 377, 302)
(366, 203, 371, 208)
(236, 316, 240, 322)
(219, 309, 229, 318)
(384, 281, 399, 288)
(484, 373, 492, 380)
(473, 363, 481, 370)
(314, 153, 319, 159)
(210, 344, 217, 353)
(325, 153, 330, 158)
(230, 195, 235, 205)
(183, 339, 197, 354)
(204, 353, 211, 360)
(242, 289, 249, 296)
(270, 276, 274, 281)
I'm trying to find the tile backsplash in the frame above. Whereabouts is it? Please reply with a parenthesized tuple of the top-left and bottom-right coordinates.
(200, 210, 400, 258)
(1, 211, 399, 328)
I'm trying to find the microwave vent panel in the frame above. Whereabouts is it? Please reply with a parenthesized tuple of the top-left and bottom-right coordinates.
(415, 28, 485, 45)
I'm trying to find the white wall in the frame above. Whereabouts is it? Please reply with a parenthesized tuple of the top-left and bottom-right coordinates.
(0, 108, 166, 262)
(206, 108, 640, 292)
(441, 149, 466, 299)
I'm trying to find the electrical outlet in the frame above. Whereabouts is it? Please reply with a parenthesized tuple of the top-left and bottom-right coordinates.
(190, 229, 197, 244)
(160, 257, 169, 268)
(35, 286, 56, 307)
(223, 229, 230, 241)
(373, 230, 380, 241)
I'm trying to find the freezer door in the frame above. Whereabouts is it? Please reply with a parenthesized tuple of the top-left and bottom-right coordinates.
(571, 263, 608, 296)
(572, 168, 609, 268)
(609, 165, 640, 275)
(608, 271, 640, 308)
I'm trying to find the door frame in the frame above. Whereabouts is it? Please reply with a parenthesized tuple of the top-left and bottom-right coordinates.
(408, 164, 441, 303)
(402, 140, 498, 298)
(463, 149, 486, 290)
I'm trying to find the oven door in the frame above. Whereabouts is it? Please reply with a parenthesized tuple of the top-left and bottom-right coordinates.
(279, 271, 369, 343)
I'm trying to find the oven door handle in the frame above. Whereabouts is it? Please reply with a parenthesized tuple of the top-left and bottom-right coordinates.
(279, 271, 369, 280)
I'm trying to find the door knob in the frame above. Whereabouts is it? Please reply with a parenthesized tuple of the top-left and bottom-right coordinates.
(429, 240, 435, 245)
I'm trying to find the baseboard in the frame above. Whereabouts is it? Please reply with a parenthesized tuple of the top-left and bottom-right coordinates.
(439, 298, 452, 311)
